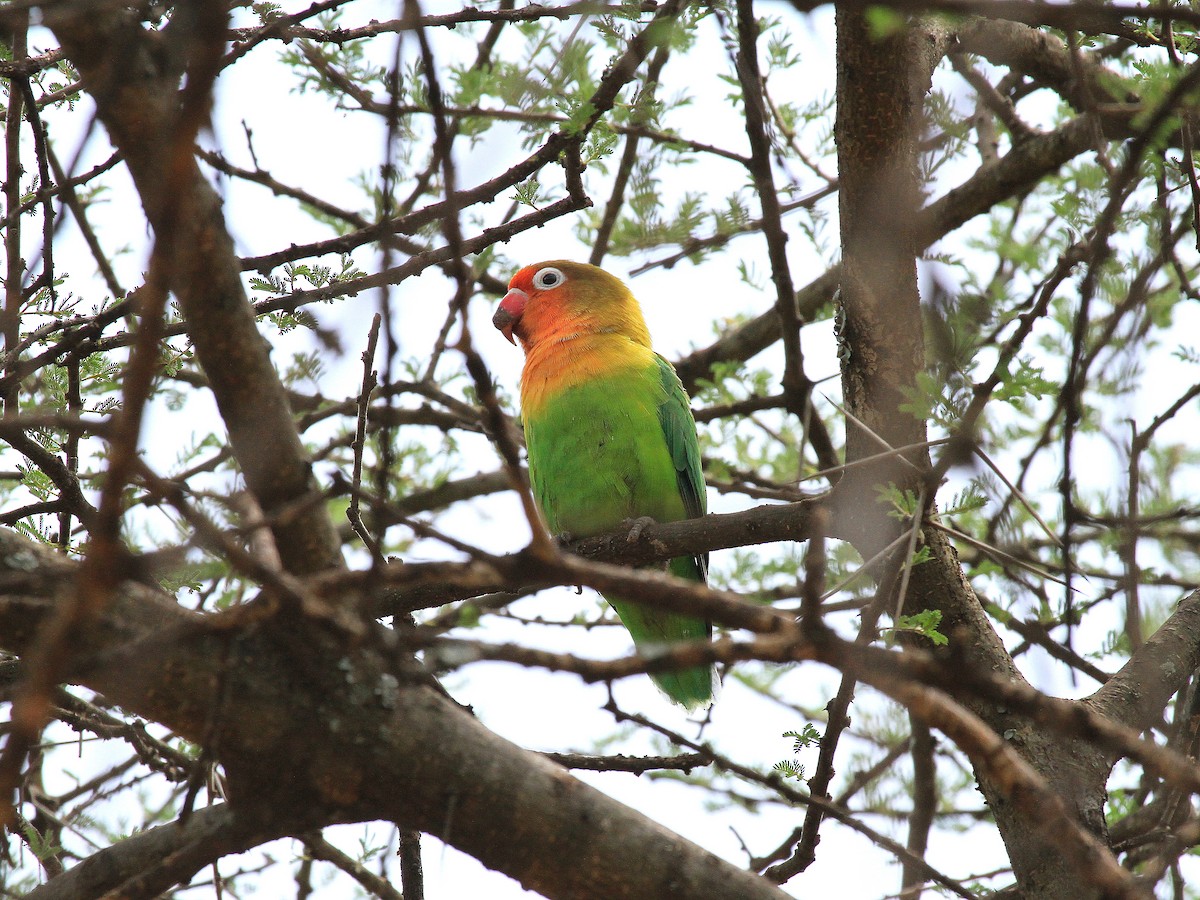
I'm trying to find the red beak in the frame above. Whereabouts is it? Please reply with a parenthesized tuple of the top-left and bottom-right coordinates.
(493, 288, 529, 345)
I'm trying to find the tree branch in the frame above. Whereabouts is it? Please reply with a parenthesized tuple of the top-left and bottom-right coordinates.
(47, 2, 343, 577)
(1090, 589, 1200, 732)
(26, 804, 284, 900)
(0, 527, 792, 900)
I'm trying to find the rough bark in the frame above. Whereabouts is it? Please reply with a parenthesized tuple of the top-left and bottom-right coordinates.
(832, 8, 929, 551)
(0, 528, 790, 900)
(831, 11, 1123, 899)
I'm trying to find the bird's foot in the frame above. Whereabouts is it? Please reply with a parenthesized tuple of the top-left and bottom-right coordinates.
(623, 516, 658, 544)
(553, 530, 575, 547)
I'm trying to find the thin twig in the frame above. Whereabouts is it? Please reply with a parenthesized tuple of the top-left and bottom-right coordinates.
(348, 314, 383, 560)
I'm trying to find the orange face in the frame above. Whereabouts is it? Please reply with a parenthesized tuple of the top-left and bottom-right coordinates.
(491, 260, 650, 359)
(492, 261, 574, 348)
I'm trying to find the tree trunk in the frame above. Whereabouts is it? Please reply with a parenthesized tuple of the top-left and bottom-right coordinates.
(833, 11, 1113, 898)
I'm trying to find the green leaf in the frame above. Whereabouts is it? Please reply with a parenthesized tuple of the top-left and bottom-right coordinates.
(891, 609, 949, 647)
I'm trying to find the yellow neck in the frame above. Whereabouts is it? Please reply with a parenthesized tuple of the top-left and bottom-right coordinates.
(521, 332, 653, 416)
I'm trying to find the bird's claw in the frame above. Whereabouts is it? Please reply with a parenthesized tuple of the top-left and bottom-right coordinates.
(623, 516, 658, 543)
(553, 530, 575, 547)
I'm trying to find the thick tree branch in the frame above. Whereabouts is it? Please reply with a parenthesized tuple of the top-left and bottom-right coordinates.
(1090, 589, 1200, 732)
(956, 18, 1136, 121)
(0, 527, 791, 900)
(25, 804, 285, 900)
(833, 6, 928, 547)
(850, 652, 1143, 899)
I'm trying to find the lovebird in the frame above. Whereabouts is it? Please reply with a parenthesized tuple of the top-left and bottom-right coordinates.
(493, 260, 716, 709)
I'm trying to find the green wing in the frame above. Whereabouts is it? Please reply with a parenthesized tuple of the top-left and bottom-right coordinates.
(611, 353, 712, 708)
(523, 354, 716, 708)
(655, 354, 708, 583)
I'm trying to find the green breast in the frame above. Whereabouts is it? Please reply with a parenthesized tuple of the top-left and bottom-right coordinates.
(524, 365, 686, 538)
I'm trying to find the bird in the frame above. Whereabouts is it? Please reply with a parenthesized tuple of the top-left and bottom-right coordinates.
(493, 260, 716, 709)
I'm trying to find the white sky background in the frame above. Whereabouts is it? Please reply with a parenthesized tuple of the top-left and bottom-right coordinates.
(11, 0, 1200, 897)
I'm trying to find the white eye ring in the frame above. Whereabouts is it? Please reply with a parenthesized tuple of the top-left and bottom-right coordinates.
(532, 266, 566, 290)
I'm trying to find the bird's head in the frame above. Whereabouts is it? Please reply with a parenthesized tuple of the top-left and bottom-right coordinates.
(492, 260, 651, 350)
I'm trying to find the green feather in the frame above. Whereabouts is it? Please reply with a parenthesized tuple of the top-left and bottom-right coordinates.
(524, 356, 716, 709)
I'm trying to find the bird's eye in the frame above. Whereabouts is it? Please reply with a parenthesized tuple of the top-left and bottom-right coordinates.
(532, 267, 566, 290)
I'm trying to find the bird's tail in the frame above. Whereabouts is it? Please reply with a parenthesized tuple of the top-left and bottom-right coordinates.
(607, 594, 718, 710)
(648, 661, 719, 711)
